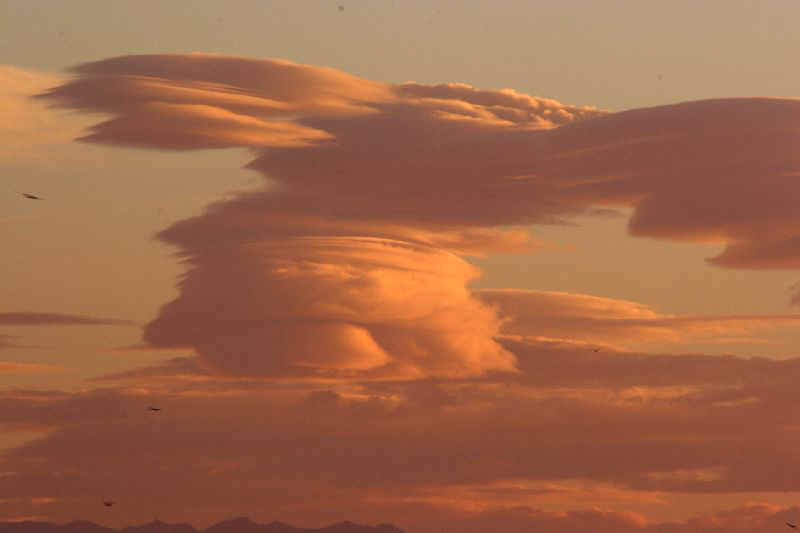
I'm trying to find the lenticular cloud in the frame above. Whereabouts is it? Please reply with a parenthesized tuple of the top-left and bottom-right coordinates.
(38, 53, 800, 378)
(144, 236, 515, 378)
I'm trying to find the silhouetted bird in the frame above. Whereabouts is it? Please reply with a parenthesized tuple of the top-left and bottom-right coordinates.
(147, 406, 161, 412)
(21, 193, 42, 200)
(787, 521, 797, 529)
(338, 4, 344, 11)
(592, 348, 601, 352)
(103, 500, 115, 507)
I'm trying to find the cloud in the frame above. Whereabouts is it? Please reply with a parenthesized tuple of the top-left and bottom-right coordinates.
(76, 102, 335, 150)
(0, 361, 58, 375)
(402, 503, 798, 533)
(33, 54, 606, 380)
(23, 56, 800, 527)
(90, 356, 209, 381)
(0, 335, 22, 350)
(382, 478, 667, 513)
(35, 53, 800, 380)
(497, 335, 800, 390)
(143, 237, 514, 378)
(478, 289, 800, 348)
(0, 313, 133, 327)
(36, 54, 606, 229)
(37, 56, 800, 261)
(0, 378, 797, 530)
(114, 285, 800, 381)
(5, 322, 800, 529)
(0, 314, 130, 356)
(4, 341, 800, 524)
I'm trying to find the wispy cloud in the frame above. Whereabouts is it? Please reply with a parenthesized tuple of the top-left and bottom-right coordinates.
(0, 361, 59, 375)
(0, 312, 134, 326)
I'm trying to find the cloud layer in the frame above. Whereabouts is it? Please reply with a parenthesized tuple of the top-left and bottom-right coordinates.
(4, 340, 800, 529)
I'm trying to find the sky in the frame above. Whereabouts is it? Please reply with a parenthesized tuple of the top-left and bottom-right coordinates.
(3, 1, 800, 532)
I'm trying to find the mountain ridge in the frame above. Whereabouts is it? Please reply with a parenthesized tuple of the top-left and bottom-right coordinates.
(0, 518, 403, 533)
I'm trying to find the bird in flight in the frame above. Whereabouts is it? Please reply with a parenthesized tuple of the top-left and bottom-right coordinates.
(103, 500, 115, 507)
(147, 406, 161, 412)
(592, 348, 601, 352)
(20, 193, 43, 200)
(787, 521, 797, 529)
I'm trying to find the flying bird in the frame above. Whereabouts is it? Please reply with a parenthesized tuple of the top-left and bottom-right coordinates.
(21, 193, 43, 200)
(103, 500, 115, 507)
(592, 348, 601, 352)
(147, 406, 161, 412)
(787, 521, 797, 529)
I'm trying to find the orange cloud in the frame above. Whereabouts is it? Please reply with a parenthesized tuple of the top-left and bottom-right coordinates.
(144, 237, 515, 378)
(78, 102, 334, 150)
(34, 53, 800, 381)
(478, 289, 800, 348)
(2, 350, 800, 529)
(35, 54, 609, 380)
(37, 55, 800, 272)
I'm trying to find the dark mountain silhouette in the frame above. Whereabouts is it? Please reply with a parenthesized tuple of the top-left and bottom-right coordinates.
(205, 518, 298, 533)
(121, 521, 197, 533)
(0, 518, 402, 533)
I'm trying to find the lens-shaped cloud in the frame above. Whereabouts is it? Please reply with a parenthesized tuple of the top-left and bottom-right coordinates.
(144, 237, 514, 378)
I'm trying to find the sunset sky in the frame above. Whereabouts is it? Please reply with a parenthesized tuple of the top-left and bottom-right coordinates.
(4, 2, 800, 532)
